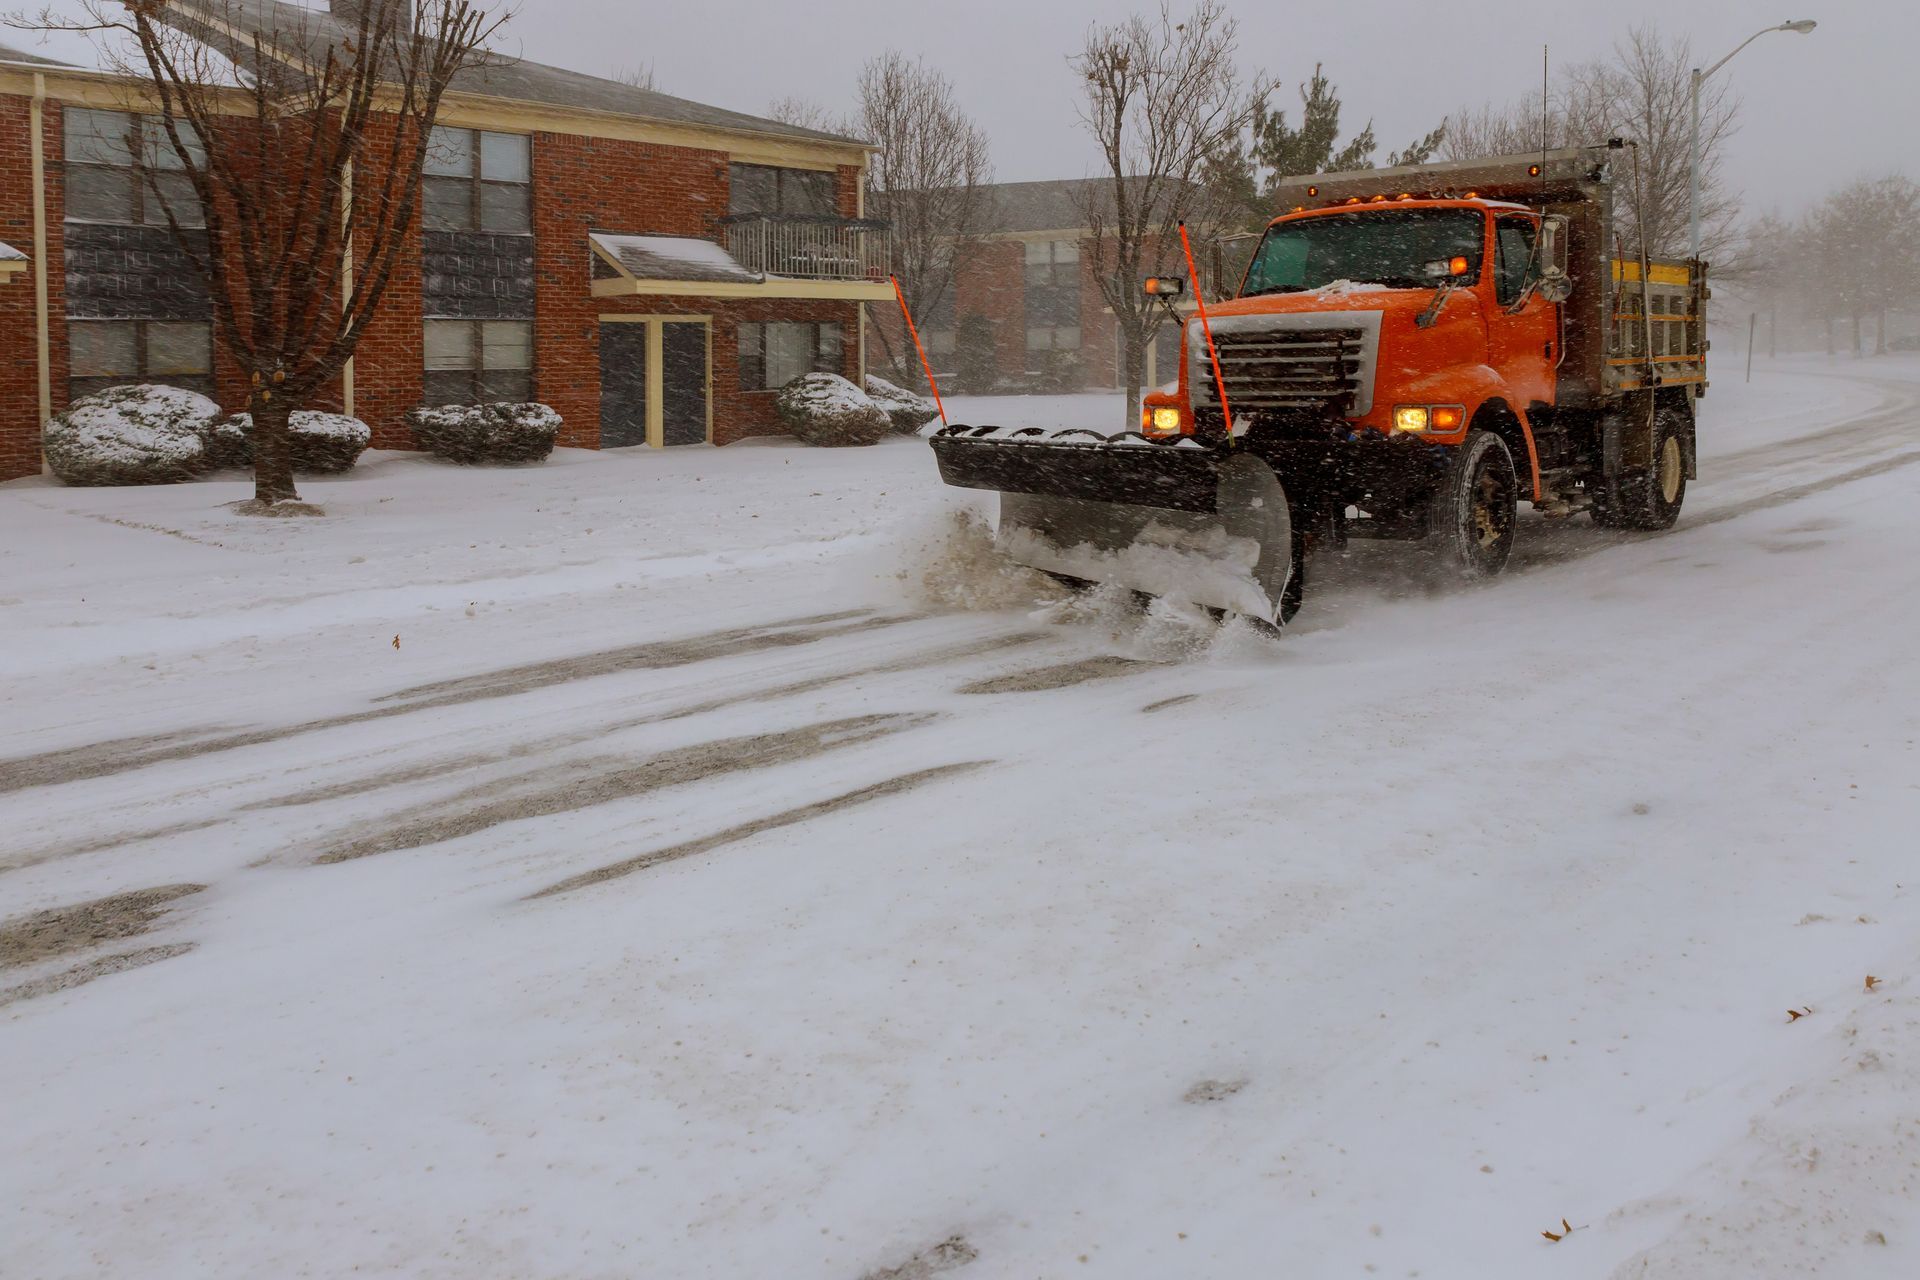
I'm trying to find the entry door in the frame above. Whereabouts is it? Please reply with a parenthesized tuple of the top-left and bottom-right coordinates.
(1487, 214, 1558, 411)
(660, 321, 709, 446)
(599, 323, 649, 447)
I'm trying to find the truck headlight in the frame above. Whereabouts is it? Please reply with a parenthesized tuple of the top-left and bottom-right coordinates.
(1393, 406, 1431, 433)
(1148, 407, 1183, 435)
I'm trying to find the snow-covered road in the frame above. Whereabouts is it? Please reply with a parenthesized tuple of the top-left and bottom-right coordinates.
(4, 360, 1919, 1279)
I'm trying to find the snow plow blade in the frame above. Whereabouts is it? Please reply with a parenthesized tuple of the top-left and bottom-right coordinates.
(929, 426, 1298, 626)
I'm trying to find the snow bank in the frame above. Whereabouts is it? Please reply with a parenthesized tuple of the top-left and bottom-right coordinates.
(406, 402, 562, 465)
(43, 384, 217, 486)
(864, 374, 940, 435)
(213, 411, 372, 474)
(1002, 518, 1277, 621)
(775, 374, 890, 447)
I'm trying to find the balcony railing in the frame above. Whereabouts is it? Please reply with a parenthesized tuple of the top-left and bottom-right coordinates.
(721, 214, 892, 283)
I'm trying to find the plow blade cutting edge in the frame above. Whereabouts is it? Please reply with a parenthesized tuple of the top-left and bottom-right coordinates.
(930, 428, 1299, 626)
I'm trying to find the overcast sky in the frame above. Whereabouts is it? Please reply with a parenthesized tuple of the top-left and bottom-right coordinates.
(11, 0, 1914, 219)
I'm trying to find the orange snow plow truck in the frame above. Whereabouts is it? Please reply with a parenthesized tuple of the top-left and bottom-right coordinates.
(930, 143, 1706, 626)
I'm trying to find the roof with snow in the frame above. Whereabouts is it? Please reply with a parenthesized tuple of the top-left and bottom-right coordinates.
(164, 1, 869, 149)
(0, 41, 78, 68)
(589, 233, 761, 285)
(0, 241, 26, 263)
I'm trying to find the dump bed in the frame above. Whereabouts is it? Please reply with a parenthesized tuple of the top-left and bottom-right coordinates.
(1267, 145, 1706, 407)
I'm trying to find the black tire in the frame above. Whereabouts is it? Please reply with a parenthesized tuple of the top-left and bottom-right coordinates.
(1424, 429, 1518, 578)
(1592, 404, 1688, 530)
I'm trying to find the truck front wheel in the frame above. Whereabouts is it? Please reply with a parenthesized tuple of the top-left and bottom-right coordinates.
(1423, 429, 1517, 579)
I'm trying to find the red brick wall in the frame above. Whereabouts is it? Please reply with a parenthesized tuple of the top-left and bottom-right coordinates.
(0, 93, 42, 481)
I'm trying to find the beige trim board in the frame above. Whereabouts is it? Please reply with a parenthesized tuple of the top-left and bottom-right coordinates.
(592, 277, 894, 302)
(598, 313, 714, 323)
(30, 71, 49, 424)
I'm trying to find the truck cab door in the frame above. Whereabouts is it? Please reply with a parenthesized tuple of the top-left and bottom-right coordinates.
(1486, 214, 1558, 410)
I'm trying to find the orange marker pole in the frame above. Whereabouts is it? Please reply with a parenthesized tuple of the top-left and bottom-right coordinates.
(1178, 221, 1233, 437)
(890, 275, 948, 426)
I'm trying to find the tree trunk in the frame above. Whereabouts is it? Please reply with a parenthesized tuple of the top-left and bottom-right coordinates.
(1875, 307, 1887, 356)
(1851, 312, 1862, 357)
(1121, 327, 1146, 430)
(1825, 317, 1834, 358)
(251, 399, 302, 505)
(1768, 307, 1776, 360)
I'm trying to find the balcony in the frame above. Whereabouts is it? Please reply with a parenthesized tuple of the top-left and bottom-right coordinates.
(721, 214, 892, 284)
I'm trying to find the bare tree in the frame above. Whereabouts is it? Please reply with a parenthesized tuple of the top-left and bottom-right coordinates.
(1071, 0, 1272, 428)
(854, 51, 994, 386)
(11, 0, 503, 508)
(764, 95, 841, 134)
(1809, 176, 1920, 355)
(1446, 25, 1740, 263)
(611, 61, 657, 92)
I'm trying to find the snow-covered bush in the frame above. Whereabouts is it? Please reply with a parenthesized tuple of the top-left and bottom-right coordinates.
(212, 411, 372, 473)
(406, 402, 561, 464)
(865, 374, 940, 435)
(201, 416, 252, 470)
(774, 374, 890, 447)
(43, 384, 217, 486)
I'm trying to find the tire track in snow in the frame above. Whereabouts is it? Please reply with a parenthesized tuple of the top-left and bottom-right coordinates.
(310, 712, 943, 865)
(525, 762, 992, 900)
(247, 630, 1046, 813)
(0, 610, 910, 796)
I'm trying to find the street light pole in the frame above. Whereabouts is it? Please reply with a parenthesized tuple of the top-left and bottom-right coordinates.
(1689, 19, 1818, 262)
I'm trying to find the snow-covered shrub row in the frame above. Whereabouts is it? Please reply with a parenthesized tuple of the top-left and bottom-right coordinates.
(210, 411, 372, 474)
(406, 402, 561, 464)
(774, 374, 890, 447)
(864, 375, 940, 435)
(42, 385, 218, 486)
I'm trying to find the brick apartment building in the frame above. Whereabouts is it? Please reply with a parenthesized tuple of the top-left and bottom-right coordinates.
(901, 178, 1187, 396)
(0, 1, 892, 483)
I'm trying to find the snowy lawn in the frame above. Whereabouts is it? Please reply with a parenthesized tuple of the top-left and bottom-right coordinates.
(3, 363, 1919, 1279)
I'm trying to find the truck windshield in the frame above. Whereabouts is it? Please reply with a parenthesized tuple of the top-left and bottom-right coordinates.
(1241, 209, 1486, 295)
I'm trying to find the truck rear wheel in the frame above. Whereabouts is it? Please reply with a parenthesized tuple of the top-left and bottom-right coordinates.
(1424, 429, 1517, 579)
(1592, 404, 1689, 530)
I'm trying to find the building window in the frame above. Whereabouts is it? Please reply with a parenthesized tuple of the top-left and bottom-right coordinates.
(68, 319, 212, 401)
(424, 128, 532, 234)
(738, 321, 842, 390)
(423, 319, 533, 403)
(728, 163, 835, 217)
(63, 108, 205, 228)
(1024, 239, 1080, 365)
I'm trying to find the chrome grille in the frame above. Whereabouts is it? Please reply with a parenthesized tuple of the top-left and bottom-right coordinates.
(1206, 326, 1367, 411)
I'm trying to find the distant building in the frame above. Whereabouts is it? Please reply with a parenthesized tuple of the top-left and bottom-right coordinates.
(0, 2, 892, 482)
(895, 177, 1190, 396)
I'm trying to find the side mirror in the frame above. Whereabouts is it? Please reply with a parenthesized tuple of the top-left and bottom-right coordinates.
(1537, 214, 1572, 301)
(1144, 276, 1185, 298)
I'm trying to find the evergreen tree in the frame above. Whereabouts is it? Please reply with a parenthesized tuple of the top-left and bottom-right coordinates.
(1250, 64, 1447, 194)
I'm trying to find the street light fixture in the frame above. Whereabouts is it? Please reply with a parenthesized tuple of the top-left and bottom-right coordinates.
(1690, 20, 1818, 260)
